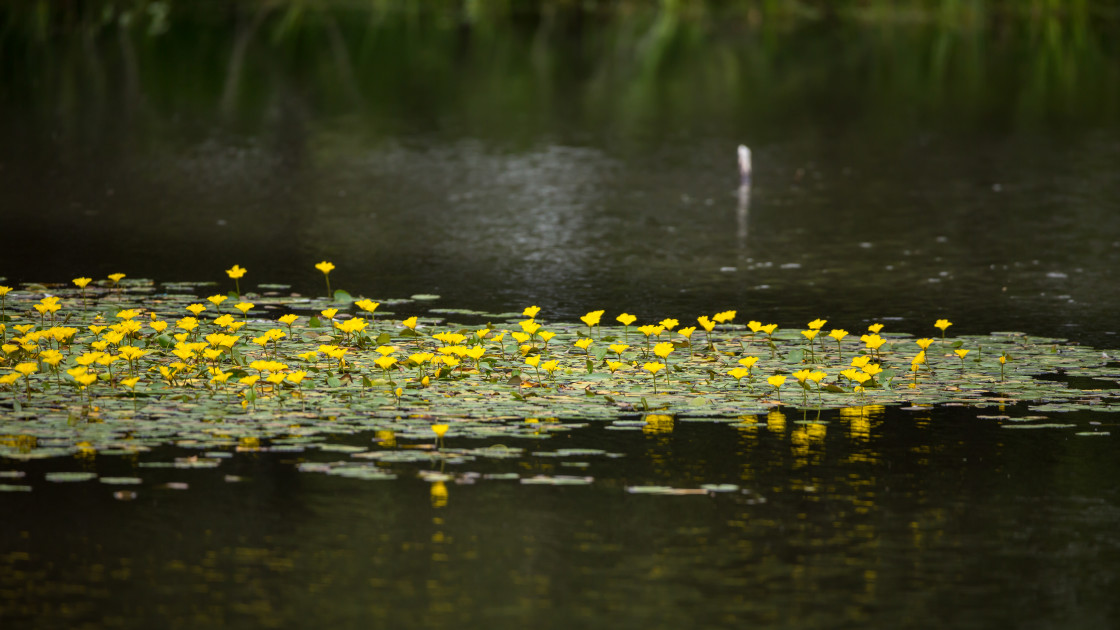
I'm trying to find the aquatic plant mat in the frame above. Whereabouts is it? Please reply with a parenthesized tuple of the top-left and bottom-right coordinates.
(1, 278, 1117, 488)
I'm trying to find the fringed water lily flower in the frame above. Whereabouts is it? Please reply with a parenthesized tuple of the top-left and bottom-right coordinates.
(315, 261, 335, 298)
(225, 265, 247, 297)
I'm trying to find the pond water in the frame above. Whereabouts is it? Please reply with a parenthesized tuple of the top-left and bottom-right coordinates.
(2, 3, 1120, 629)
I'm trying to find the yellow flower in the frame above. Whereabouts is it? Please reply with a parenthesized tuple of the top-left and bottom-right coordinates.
(315, 261, 335, 275)
(659, 318, 679, 331)
(278, 314, 298, 326)
(431, 424, 449, 438)
(519, 320, 541, 335)
(538, 331, 555, 344)
(999, 355, 1007, 365)
(176, 317, 199, 332)
(525, 355, 541, 368)
(118, 346, 149, 361)
(868, 323, 884, 334)
(226, 265, 247, 279)
(523, 305, 541, 319)
(581, 310, 604, 327)
(76, 352, 103, 367)
(801, 329, 819, 340)
(863, 363, 883, 377)
(202, 348, 222, 361)
(287, 371, 307, 385)
(616, 313, 637, 327)
(375, 356, 398, 370)
(355, 299, 380, 314)
(96, 354, 121, 367)
(321, 308, 338, 320)
(73, 277, 92, 289)
(954, 349, 970, 359)
(849, 371, 871, 385)
(234, 302, 254, 315)
(402, 316, 418, 330)
(0, 373, 21, 385)
(541, 360, 560, 375)
(116, 309, 139, 320)
(792, 369, 811, 382)
(511, 332, 531, 345)
(738, 356, 759, 368)
(829, 329, 848, 341)
(240, 374, 260, 386)
(653, 342, 674, 359)
(375, 345, 397, 356)
(728, 367, 750, 382)
(433, 332, 466, 345)
(807, 318, 827, 330)
(911, 351, 926, 365)
(767, 374, 786, 388)
(935, 319, 952, 332)
(266, 373, 287, 385)
(606, 361, 626, 374)
(697, 315, 715, 332)
(0, 286, 12, 296)
(760, 324, 778, 335)
(862, 334, 885, 351)
(408, 352, 434, 365)
(713, 310, 737, 324)
(642, 362, 665, 375)
(75, 372, 98, 387)
(210, 369, 232, 384)
(207, 295, 227, 308)
(108, 273, 126, 284)
(185, 304, 206, 316)
(40, 350, 64, 367)
(851, 355, 871, 368)
(574, 338, 593, 351)
(335, 318, 367, 335)
(14, 363, 38, 376)
(638, 325, 664, 338)
(121, 377, 141, 389)
(678, 326, 696, 340)
(807, 371, 827, 383)
(915, 338, 934, 350)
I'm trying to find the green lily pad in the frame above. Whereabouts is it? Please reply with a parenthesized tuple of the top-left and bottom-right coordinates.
(45, 471, 97, 482)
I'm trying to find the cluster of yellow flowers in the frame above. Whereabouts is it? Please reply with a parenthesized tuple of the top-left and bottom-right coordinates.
(2, 263, 995, 414)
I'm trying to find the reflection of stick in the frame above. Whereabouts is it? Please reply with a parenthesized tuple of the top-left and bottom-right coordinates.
(737, 145, 752, 248)
(737, 182, 750, 245)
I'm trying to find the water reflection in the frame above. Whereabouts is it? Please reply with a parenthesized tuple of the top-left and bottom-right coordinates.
(1, 406, 1118, 628)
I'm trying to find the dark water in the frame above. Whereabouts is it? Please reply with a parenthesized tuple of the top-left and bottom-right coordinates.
(3, 407, 1120, 629)
(3, 3, 1120, 629)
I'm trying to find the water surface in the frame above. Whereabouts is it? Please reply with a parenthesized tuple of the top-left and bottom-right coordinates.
(2, 3, 1120, 629)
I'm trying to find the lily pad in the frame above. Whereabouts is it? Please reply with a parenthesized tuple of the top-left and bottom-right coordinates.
(45, 471, 97, 482)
